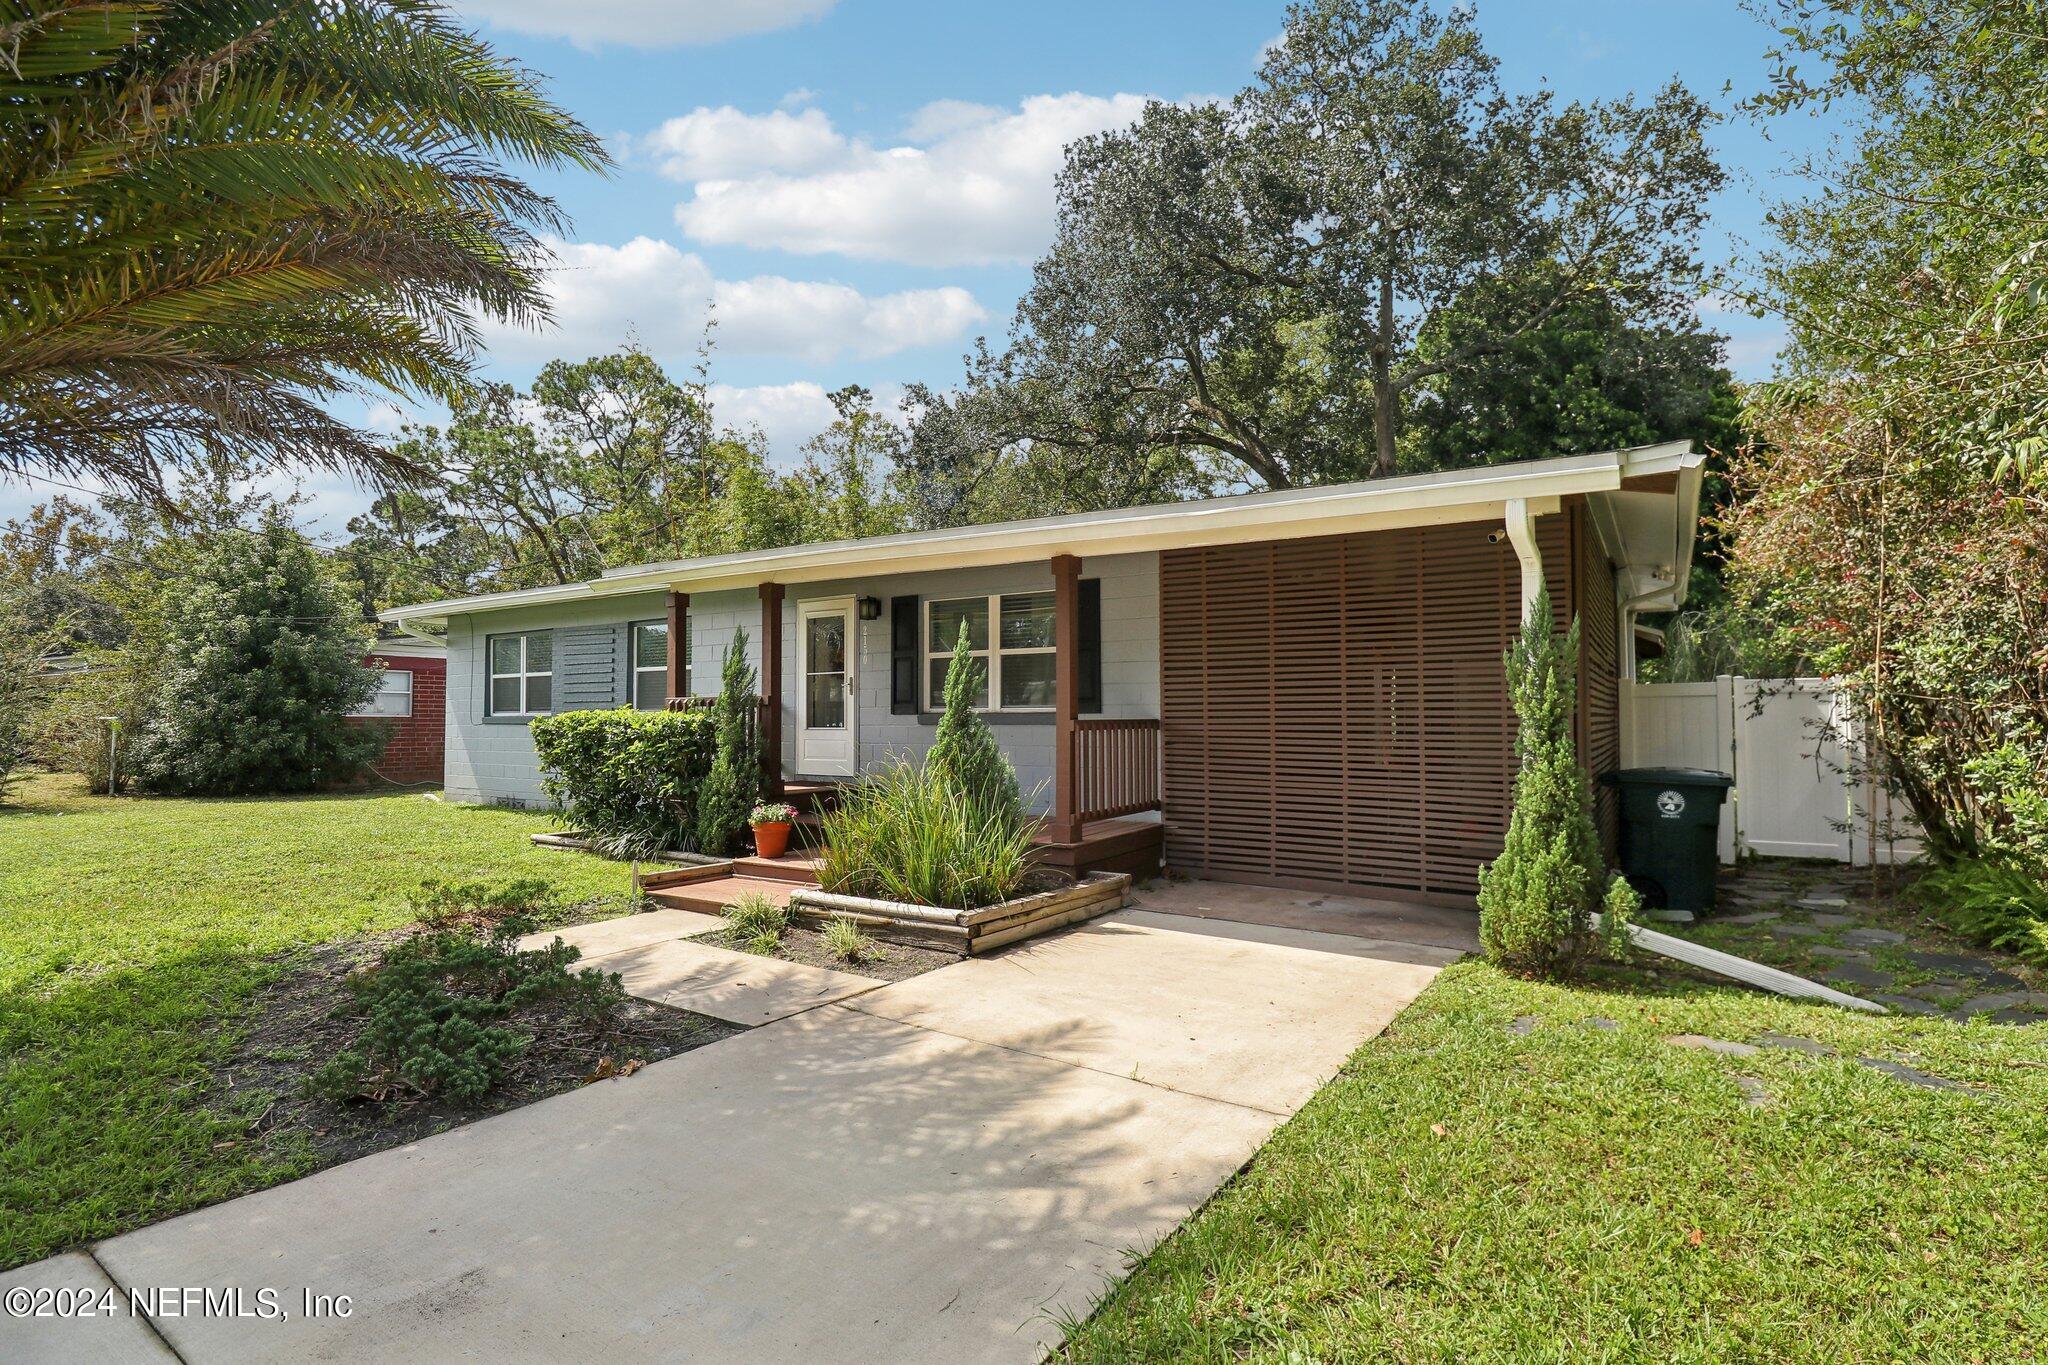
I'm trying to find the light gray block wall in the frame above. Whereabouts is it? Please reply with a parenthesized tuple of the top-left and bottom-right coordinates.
(440, 552, 1159, 811)
(444, 589, 671, 806)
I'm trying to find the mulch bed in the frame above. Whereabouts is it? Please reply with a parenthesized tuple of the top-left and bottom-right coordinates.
(699, 923, 959, 982)
(212, 930, 742, 1172)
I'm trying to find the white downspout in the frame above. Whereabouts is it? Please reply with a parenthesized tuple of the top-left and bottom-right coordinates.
(1502, 498, 1544, 623)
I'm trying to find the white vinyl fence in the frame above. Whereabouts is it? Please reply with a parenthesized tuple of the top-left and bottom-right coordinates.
(1623, 677, 1922, 866)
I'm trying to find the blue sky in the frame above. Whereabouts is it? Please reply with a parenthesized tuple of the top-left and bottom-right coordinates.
(6, 0, 1818, 528)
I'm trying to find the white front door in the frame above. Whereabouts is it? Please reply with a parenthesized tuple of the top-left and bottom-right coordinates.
(796, 597, 858, 777)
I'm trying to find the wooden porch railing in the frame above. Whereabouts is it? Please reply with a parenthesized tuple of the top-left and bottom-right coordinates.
(665, 694, 768, 761)
(1071, 717, 1162, 823)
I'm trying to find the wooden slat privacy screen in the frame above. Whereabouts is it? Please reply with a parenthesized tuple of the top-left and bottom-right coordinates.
(1577, 511, 1622, 857)
(1160, 513, 1579, 900)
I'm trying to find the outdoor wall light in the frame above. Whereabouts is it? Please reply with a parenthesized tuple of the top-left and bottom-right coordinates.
(857, 596, 883, 621)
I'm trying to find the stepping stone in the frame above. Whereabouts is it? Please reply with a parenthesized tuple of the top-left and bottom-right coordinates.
(1897, 951, 2026, 988)
(1799, 895, 1849, 908)
(1955, 992, 2048, 1018)
(1768, 922, 1825, 938)
(1810, 912, 1857, 928)
(1735, 1076, 1773, 1107)
(1509, 1015, 1540, 1036)
(1811, 945, 1871, 960)
(1667, 1034, 1761, 1057)
(1856, 1058, 1973, 1093)
(1583, 1017, 1619, 1032)
(1721, 911, 1781, 925)
(1821, 962, 1895, 990)
(1757, 1033, 1833, 1055)
(1868, 994, 1941, 1016)
(1988, 1008, 2048, 1026)
(1648, 909, 1696, 923)
(1842, 927, 1906, 947)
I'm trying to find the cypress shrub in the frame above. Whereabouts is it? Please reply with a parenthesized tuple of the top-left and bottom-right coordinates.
(925, 622, 1022, 818)
(695, 628, 760, 857)
(1477, 588, 1637, 977)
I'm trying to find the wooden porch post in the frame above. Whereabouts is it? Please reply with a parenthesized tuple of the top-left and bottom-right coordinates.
(1050, 553, 1082, 844)
(664, 590, 688, 701)
(759, 582, 784, 799)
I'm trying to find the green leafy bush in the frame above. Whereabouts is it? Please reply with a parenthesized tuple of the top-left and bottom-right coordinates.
(822, 916, 876, 964)
(532, 707, 717, 857)
(818, 757, 1039, 909)
(1913, 857, 2048, 967)
(127, 517, 381, 794)
(724, 889, 788, 944)
(1477, 590, 1631, 979)
(926, 621, 1022, 814)
(696, 629, 761, 857)
(311, 887, 626, 1104)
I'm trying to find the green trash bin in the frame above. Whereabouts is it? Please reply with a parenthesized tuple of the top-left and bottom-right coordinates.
(1604, 768, 1734, 915)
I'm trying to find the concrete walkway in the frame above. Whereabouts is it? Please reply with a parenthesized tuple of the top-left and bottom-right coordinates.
(7, 893, 1460, 1364)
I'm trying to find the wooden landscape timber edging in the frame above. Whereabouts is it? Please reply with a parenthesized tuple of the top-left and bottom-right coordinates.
(527, 832, 725, 867)
(789, 873, 1131, 955)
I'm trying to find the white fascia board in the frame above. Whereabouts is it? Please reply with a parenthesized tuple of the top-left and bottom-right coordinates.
(381, 444, 1669, 624)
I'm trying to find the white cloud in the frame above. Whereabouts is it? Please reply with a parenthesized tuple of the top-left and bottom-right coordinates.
(457, 0, 835, 49)
(484, 236, 985, 366)
(667, 92, 1154, 267)
(646, 107, 846, 182)
(707, 381, 908, 466)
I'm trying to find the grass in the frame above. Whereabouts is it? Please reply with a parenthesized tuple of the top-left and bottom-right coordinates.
(0, 771, 637, 1270)
(1065, 960, 2048, 1361)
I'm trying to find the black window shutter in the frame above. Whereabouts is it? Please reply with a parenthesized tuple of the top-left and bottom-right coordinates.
(1078, 578, 1102, 713)
(890, 595, 919, 714)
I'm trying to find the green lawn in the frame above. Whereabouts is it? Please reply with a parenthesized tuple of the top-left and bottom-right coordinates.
(0, 772, 633, 1270)
(1065, 960, 2048, 1362)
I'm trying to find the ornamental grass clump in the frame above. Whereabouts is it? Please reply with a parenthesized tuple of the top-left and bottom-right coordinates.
(1477, 588, 1637, 979)
(817, 758, 1040, 909)
(818, 630, 1038, 909)
(724, 889, 789, 952)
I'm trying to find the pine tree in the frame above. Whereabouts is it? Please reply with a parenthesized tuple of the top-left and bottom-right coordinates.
(694, 628, 760, 856)
(128, 517, 380, 793)
(926, 622, 1022, 820)
(1477, 587, 1638, 977)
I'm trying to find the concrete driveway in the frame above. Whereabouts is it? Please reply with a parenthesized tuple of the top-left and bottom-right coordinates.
(9, 891, 1460, 1363)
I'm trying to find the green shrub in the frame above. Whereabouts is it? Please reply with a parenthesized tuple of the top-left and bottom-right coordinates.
(926, 622, 1022, 815)
(822, 916, 877, 964)
(127, 517, 381, 794)
(310, 906, 627, 1105)
(408, 876, 560, 932)
(532, 707, 717, 857)
(818, 756, 1039, 909)
(1477, 589, 1628, 979)
(724, 889, 788, 943)
(696, 629, 760, 857)
(1912, 856, 2048, 966)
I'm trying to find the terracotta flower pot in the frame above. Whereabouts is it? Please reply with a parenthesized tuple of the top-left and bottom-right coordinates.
(751, 820, 793, 859)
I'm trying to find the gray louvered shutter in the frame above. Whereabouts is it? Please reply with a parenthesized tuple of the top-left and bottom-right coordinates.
(554, 624, 624, 709)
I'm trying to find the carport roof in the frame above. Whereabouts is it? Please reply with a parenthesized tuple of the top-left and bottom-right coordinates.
(380, 440, 1705, 627)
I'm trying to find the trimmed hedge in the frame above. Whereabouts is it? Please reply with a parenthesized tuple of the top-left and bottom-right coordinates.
(530, 708, 717, 857)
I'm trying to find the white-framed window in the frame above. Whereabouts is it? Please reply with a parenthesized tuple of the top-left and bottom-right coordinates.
(350, 668, 414, 719)
(632, 620, 674, 711)
(924, 592, 1056, 711)
(488, 632, 553, 716)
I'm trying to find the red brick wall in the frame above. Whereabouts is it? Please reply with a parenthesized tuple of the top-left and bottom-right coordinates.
(345, 652, 446, 785)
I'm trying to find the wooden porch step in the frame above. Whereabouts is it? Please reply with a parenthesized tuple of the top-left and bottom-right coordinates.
(729, 854, 825, 884)
(646, 874, 804, 915)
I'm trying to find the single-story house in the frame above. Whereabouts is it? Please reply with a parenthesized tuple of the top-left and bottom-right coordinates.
(344, 641, 447, 785)
(381, 442, 1705, 904)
